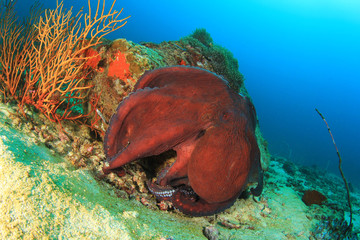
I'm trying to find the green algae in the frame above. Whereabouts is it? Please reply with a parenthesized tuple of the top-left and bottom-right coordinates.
(0, 107, 206, 239)
(190, 28, 214, 47)
(180, 30, 245, 93)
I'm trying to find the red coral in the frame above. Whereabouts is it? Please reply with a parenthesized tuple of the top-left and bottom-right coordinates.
(179, 59, 187, 66)
(108, 51, 133, 82)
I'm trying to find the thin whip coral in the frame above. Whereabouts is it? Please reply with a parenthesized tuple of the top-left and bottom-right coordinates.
(315, 108, 353, 235)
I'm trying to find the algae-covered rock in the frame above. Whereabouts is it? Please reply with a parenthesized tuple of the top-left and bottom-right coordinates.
(0, 109, 206, 239)
(1, 103, 359, 239)
(85, 38, 167, 121)
(2, 28, 358, 238)
(86, 34, 270, 171)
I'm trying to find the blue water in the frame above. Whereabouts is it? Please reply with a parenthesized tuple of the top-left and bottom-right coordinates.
(16, 0, 360, 187)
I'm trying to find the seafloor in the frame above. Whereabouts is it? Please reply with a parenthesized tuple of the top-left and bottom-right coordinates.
(0, 102, 358, 239)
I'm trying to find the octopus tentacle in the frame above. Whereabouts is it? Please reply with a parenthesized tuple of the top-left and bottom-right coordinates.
(103, 66, 263, 216)
(172, 186, 238, 217)
(147, 181, 176, 201)
(250, 169, 264, 197)
(147, 182, 238, 217)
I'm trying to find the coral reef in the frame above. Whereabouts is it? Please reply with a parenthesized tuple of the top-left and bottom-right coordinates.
(83, 32, 270, 169)
(0, 107, 205, 239)
(191, 28, 214, 47)
(0, 0, 42, 100)
(0, 102, 359, 238)
(84, 38, 165, 122)
(139, 29, 245, 94)
(1, 1, 357, 238)
(270, 156, 360, 239)
(312, 216, 359, 240)
(0, 0, 129, 124)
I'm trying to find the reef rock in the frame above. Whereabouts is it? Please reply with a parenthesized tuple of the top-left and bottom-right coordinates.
(0, 107, 206, 239)
(85, 33, 270, 172)
(1, 32, 359, 239)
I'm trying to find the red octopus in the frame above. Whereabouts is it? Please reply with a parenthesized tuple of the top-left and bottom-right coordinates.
(103, 66, 263, 216)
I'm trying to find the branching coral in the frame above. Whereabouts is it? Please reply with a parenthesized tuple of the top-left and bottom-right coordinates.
(0, 0, 42, 100)
(0, 0, 129, 124)
(21, 0, 129, 123)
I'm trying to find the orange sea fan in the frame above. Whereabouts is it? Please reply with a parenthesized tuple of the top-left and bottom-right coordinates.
(19, 0, 130, 124)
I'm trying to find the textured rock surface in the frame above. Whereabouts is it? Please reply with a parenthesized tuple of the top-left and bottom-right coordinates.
(1, 33, 359, 238)
(85, 36, 270, 171)
(0, 107, 206, 239)
(0, 103, 358, 239)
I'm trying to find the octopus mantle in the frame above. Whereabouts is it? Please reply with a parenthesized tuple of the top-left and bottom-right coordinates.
(103, 66, 263, 216)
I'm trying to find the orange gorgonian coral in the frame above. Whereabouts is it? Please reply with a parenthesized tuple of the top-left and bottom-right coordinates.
(18, 0, 129, 123)
(0, 0, 41, 100)
(1, 0, 129, 127)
